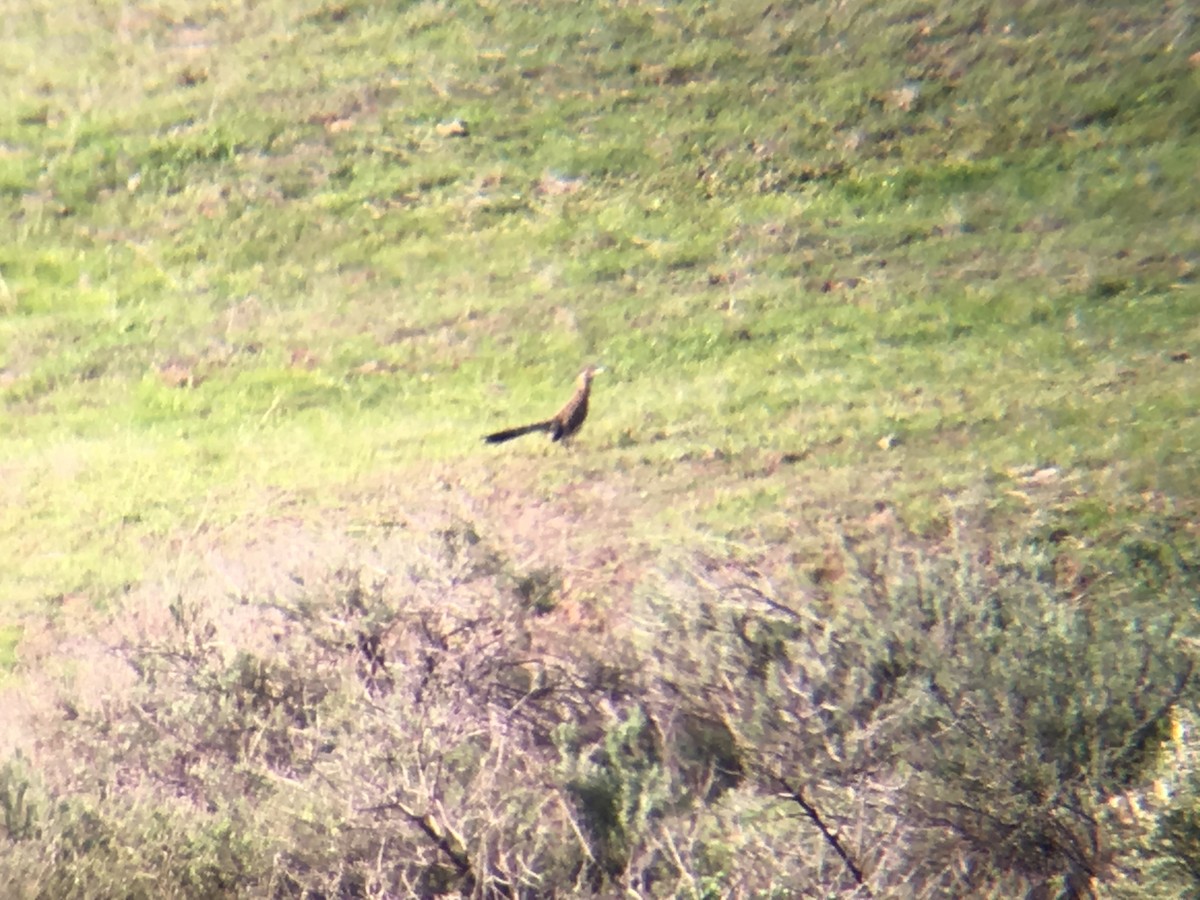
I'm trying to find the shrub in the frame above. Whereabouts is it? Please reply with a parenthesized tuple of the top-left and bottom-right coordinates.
(1, 517, 1195, 897)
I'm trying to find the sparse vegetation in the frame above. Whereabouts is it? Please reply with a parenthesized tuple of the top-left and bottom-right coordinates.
(2, 520, 1197, 897)
(2, 0, 1198, 896)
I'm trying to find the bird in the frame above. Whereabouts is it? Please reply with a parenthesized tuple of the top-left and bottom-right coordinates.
(483, 366, 604, 446)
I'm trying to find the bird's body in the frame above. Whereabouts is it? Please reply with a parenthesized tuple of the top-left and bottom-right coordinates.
(484, 366, 602, 446)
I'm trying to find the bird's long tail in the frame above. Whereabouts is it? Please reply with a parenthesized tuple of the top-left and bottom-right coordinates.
(482, 420, 553, 444)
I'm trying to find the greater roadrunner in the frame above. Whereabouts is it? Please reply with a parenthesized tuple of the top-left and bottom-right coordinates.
(483, 366, 603, 445)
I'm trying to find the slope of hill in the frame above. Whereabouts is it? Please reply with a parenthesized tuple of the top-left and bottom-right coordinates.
(1, 1, 1198, 895)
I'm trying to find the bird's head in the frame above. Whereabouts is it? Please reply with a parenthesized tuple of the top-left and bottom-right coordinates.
(579, 365, 605, 387)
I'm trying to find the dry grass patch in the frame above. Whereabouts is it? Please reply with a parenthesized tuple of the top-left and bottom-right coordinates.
(2, 511, 1197, 897)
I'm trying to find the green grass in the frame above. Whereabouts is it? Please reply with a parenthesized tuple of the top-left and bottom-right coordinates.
(1, 0, 1198, 618)
(2, 3, 1200, 895)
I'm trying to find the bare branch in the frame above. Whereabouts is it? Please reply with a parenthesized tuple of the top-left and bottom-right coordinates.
(774, 776, 873, 896)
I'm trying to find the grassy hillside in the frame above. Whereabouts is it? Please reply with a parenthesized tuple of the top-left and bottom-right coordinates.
(1, 0, 1199, 895)
(2, 0, 1197, 610)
